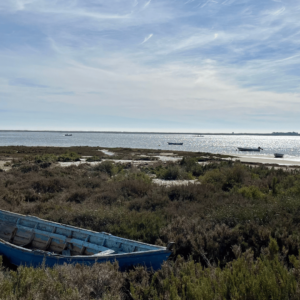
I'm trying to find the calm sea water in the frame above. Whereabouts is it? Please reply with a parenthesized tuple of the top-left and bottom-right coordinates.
(1, 132, 300, 159)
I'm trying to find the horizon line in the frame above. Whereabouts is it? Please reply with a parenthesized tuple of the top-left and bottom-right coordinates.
(0, 130, 299, 136)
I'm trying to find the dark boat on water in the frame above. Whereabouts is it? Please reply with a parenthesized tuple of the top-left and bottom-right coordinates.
(237, 147, 263, 152)
(0, 210, 173, 270)
(274, 153, 284, 158)
(168, 142, 183, 145)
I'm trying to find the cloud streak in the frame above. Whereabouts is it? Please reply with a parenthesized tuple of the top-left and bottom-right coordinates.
(141, 33, 153, 44)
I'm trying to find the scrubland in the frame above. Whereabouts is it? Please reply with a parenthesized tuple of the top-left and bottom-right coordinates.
(1, 146, 300, 299)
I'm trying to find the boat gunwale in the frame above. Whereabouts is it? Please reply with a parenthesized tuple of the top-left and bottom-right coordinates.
(0, 209, 167, 251)
(0, 238, 170, 259)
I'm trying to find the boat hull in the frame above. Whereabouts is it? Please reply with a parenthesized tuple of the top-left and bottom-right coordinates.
(0, 240, 170, 271)
(168, 143, 183, 145)
(237, 148, 261, 152)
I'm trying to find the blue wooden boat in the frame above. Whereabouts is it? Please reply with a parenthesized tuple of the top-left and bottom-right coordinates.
(168, 142, 183, 145)
(0, 209, 173, 271)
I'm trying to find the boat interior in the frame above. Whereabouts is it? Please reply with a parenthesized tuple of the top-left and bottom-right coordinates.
(0, 210, 157, 257)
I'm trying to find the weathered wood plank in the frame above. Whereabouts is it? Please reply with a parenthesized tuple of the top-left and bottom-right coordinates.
(44, 227, 56, 251)
(80, 235, 89, 255)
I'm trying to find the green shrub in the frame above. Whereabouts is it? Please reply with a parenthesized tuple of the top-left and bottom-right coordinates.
(201, 168, 226, 185)
(238, 186, 265, 200)
(58, 152, 81, 162)
(130, 239, 300, 300)
(157, 165, 193, 180)
(0, 262, 123, 300)
(92, 161, 117, 177)
(115, 171, 152, 184)
(35, 154, 57, 163)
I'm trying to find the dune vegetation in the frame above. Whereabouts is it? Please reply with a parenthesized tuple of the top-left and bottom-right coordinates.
(1, 146, 300, 299)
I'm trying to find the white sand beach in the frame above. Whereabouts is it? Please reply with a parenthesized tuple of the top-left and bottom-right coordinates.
(232, 155, 300, 166)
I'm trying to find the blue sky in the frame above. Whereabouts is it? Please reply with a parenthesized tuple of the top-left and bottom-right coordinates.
(0, 0, 300, 132)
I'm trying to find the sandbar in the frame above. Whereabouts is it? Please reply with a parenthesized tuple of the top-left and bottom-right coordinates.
(231, 155, 300, 166)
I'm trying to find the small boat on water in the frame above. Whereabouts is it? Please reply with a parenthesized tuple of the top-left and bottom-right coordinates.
(274, 153, 284, 158)
(168, 142, 183, 145)
(65, 134, 72, 136)
(237, 147, 263, 152)
(0, 210, 173, 270)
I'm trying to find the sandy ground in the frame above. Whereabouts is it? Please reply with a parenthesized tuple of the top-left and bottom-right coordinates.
(58, 159, 157, 167)
(0, 160, 12, 171)
(158, 153, 178, 156)
(152, 179, 200, 187)
(99, 149, 182, 162)
(58, 153, 182, 167)
(99, 149, 115, 156)
(154, 155, 182, 162)
(230, 155, 300, 166)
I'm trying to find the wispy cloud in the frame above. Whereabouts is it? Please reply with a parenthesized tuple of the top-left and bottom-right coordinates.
(143, 0, 151, 9)
(141, 33, 153, 44)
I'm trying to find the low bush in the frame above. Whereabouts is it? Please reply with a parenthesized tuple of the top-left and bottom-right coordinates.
(35, 154, 57, 163)
(19, 164, 39, 173)
(238, 185, 266, 200)
(92, 161, 117, 177)
(86, 156, 102, 162)
(201, 168, 226, 185)
(156, 165, 193, 180)
(67, 190, 89, 203)
(0, 259, 123, 299)
(135, 156, 158, 161)
(32, 178, 67, 193)
(130, 239, 300, 300)
(58, 152, 81, 162)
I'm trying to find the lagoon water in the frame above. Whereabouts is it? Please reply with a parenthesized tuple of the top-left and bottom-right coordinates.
(1, 132, 300, 160)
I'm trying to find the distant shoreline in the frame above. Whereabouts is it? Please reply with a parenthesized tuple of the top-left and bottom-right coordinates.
(0, 130, 299, 136)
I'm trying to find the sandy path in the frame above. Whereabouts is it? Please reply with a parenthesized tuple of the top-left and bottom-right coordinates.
(152, 179, 200, 187)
